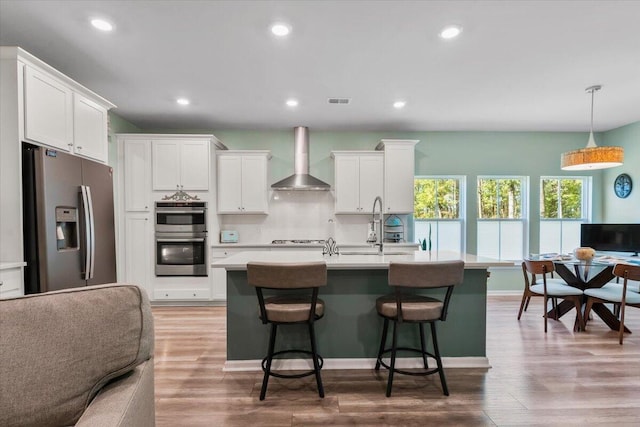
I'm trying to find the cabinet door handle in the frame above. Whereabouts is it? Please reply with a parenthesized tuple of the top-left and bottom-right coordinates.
(76, 146, 83, 150)
(0, 281, 4, 286)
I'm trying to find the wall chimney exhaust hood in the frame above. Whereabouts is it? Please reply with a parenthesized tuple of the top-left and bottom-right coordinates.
(271, 127, 331, 191)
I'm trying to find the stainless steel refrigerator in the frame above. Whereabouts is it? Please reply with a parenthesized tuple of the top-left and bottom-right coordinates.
(22, 143, 116, 293)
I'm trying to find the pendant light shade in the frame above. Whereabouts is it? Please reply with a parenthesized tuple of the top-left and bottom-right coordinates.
(561, 85, 624, 170)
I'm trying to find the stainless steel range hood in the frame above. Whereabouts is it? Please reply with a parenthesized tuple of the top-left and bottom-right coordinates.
(271, 126, 331, 191)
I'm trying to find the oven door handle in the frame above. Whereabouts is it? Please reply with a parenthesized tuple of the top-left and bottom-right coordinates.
(156, 238, 206, 242)
(155, 210, 206, 214)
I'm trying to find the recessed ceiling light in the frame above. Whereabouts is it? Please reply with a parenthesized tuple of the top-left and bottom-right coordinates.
(271, 23, 291, 37)
(393, 101, 406, 109)
(91, 18, 113, 32)
(176, 98, 190, 106)
(286, 99, 298, 107)
(439, 25, 462, 40)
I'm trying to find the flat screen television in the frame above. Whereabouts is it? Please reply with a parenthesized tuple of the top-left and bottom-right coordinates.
(580, 223, 640, 256)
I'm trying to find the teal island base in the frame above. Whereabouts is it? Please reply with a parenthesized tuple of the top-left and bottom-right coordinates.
(225, 268, 490, 371)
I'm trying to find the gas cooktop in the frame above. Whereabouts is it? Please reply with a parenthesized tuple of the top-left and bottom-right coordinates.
(271, 239, 326, 245)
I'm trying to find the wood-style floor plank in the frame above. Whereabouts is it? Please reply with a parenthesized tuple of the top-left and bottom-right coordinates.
(153, 296, 640, 426)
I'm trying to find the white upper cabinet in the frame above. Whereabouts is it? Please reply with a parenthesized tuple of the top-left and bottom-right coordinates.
(376, 140, 418, 214)
(72, 93, 108, 162)
(332, 151, 383, 214)
(152, 138, 210, 191)
(19, 53, 114, 164)
(121, 138, 152, 212)
(24, 65, 73, 151)
(217, 151, 270, 214)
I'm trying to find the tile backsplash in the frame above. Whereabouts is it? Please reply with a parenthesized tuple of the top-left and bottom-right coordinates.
(218, 191, 377, 244)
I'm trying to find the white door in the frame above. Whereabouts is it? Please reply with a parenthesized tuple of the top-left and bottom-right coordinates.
(217, 155, 243, 213)
(240, 155, 268, 213)
(73, 94, 108, 163)
(384, 144, 415, 213)
(124, 214, 152, 297)
(180, 140, 209, 190)
(358, 154, 384, 212)
(24, 66, 73, 151)
(152, 140, 181, 190)
(123, 140, 152, 212)
(334, 155, 360, 213)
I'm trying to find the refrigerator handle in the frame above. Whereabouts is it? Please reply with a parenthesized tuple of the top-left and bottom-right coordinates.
(80, 185, 92, 280)
(86, 185, 96, 280)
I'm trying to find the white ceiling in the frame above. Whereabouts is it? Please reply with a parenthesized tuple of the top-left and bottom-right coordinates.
(1, 0, 639, 132)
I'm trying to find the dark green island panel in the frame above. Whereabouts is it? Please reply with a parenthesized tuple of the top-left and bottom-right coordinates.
(226, 268, 488, 362)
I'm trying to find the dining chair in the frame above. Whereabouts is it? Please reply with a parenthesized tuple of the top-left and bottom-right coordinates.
(520, 260, 584, 332)
(584, 263, 640, 344)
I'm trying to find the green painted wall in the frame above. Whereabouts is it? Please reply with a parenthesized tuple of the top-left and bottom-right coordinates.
(132, 122, 640, 293)
(212, 129, 608, 255)
(602, 121, 640, 222)
(107, 112, 141, 168)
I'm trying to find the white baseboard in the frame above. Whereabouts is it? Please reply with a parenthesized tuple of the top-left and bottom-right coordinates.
(223, 356, 491, 372)
(487, 290, 522, 296)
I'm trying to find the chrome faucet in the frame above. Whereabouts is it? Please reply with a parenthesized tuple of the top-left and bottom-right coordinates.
(372, 196, 384, 253)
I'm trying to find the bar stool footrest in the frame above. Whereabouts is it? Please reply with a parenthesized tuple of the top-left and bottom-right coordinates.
(377, 347, 441, 377)
(262, 349, 324, 379)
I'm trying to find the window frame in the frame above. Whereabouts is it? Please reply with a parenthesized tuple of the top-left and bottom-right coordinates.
(539, 176, 592, 254)
(476, 175, 529, 261)
(413, 175, 466, 253)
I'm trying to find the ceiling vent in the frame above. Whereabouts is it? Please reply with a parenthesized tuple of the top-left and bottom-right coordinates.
(327, 97, 351, 105)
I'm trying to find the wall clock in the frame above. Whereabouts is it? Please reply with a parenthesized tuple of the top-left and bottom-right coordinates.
(614, 173, 632, 199)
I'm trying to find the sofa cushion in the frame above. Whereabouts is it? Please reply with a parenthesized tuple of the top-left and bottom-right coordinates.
(0, 283, 153, 427)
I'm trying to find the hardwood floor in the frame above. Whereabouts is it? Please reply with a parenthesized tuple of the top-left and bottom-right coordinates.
(153, 296, 640, 426)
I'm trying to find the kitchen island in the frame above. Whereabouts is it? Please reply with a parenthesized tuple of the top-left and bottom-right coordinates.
(212, 250, 510, 371)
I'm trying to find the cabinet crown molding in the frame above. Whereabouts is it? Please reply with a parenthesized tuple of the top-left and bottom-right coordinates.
(2, 46, 115, 110)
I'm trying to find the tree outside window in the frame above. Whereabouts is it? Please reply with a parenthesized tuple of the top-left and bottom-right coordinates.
(414, 178, 460, 219)
(477, 178, 522, 219)
(540, 178, 583, 219)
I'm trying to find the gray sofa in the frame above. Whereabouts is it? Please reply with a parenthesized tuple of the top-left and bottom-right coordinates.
(0, 283, 155, 427)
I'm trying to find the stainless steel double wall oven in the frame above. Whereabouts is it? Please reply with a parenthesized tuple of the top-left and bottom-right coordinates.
(155, 201, 207, 276)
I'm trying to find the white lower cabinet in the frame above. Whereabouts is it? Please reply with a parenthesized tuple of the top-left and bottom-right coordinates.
(210, 247, 321, 302)
(153, 287, 211, 301)
(0, 266, 24, 299)
(152, 275, 213, 301)
(123, 214, 153, 298)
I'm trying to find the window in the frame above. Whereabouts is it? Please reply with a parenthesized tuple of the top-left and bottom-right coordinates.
(539, 177, 591, 254)
(477, 176, 528, 261)
(414, 176, 465, 252)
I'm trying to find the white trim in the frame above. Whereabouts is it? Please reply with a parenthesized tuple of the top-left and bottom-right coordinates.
(223, 356, 491, 372)
(487, 290, 522, 296)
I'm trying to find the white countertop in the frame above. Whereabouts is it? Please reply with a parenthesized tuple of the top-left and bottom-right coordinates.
(212, 242, 419, 249)
(211, 250, 510, 270)
(0, 261, 27, 270)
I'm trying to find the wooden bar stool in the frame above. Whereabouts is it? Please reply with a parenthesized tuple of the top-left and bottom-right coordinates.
(375, 260, 464, 397)
(247, 261, 327, 400)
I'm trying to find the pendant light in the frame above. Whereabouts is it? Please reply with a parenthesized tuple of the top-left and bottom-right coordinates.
(561, 85, 624, 170)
